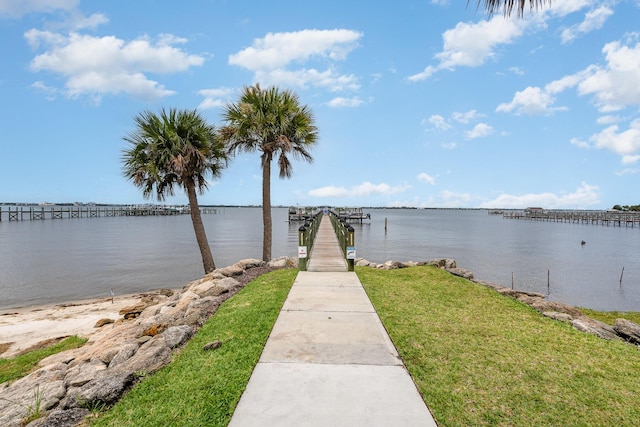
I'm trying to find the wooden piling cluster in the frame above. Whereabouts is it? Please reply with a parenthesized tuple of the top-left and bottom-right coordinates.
(503, 210, 640, 227)
(0, 205, 218, 222)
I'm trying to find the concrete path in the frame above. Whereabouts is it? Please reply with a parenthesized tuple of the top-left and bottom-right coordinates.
(228, 216, 436, 426)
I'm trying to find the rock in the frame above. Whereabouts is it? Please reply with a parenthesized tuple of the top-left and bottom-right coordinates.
(162, 325, 193, 349)
(218, 264, 244, 277)
(571, 318, 621, 341)
(446, 268, 474, 280)
(61, 371, 135, 410)
(543, 311, 574, 322)
(94, 318, 114, 328)
(108, 343, 139, 368)
(158, 288, 174, 297)
(65, 360, 107, 388)
(118, 302, 148, 319)
(27, 407, 90, 427)
(268, 256, 294, 268)
(141, 323, 168, 337)
(203, 340, 222, 351)
(613, 318, 640, 344)
(0, 363, 69, 425)
(235, 258, 266, 269)
(355, 258, 371, 267)
(381, 261, 406, 270)
(528, 300, 583, 318)
(112, 336, 172, 375)
(427, 258, 457, 269)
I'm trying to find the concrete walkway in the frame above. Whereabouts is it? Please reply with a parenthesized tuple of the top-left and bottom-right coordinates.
(228, 215, 436, 426)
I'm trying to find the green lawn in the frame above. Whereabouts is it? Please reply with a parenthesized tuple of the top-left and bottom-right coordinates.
(357, 266, 640, 427)
(91, 268, 297, 427)
(0, 336, 87, 384)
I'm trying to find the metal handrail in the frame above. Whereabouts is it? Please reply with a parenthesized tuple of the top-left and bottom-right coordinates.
(297, 210, 322, 271)
(328, 210, 355, 271)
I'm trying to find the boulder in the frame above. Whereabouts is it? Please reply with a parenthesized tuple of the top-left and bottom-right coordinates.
(446, 268, 474, 280)
(543, 311, 574, 322)
(162, 325, 194, 349)
(268, 256, 294, 268)
(571, 318, 621, 341)
(613, 318, 640, 344)
(203, 340, 222, 351)
(235, 258, 266, 269)
(94, 318, 114, 328)
(218, 264, 244, 277)
(111, 336, 172, 375)
(0, 362, 69, 425)
(108, 343, 139, 369)
(61, 371, 135, 409)
(27, 407, 90, 427)
(65, 360, 107, 388)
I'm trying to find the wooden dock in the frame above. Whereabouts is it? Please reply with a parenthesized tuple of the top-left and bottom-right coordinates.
(0, 205, 218, 222)
(503, 210, 640, 227)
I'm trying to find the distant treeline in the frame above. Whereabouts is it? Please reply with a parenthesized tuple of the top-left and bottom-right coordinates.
(612, 204, 640, 212)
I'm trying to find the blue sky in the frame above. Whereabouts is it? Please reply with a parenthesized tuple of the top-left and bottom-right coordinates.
(1, 0, 639, 209)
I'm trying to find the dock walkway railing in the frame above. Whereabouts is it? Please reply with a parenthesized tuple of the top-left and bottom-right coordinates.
(329, 210, 355, 271)
(297, 210, 322, 271)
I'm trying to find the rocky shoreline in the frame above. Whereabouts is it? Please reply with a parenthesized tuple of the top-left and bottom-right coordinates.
(0, 257, 293, 427)
(1, 256, 639, 427)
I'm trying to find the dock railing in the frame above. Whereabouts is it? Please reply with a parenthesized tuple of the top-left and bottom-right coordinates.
(297, 210, 322, 271)
(329, 210, 356, 271)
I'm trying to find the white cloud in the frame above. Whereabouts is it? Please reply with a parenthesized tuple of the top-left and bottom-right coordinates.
(561, 6, 613, 44)
(426, 114, 451, 130)
(0, 0, 77, 18)
(496, 86, 567, 115)
(616, 167, 639, 175)
(577, 37, 640, 112)
(27, 31, 204, 102)
(309, 181, 410, 198)
(442, 142, 458, 149)
(327, 96, 364, 108)
(501, 36, 640, 117)
(622, 155, 640, 165)
(465, 123, 493, 139)
(229, 29, 362, 91)
(452, 109, 483, 123)
(570, 137, 590, 149)
(590, 119, 640, 156)
(198, 87, 236, 110)
(417, 173, 437, 185)
(478, 182, 600, 209)
(408, 16, 527, 81)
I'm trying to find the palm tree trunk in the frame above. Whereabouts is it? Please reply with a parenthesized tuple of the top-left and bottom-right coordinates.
(186, 180, 216, 273)
(262, 153, 272, 262)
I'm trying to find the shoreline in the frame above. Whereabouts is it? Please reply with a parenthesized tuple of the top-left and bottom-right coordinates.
(0, 289, 180, 359)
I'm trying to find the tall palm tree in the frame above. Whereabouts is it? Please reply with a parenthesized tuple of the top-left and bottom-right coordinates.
(122, 108, 227, 273)
(221, 84, 318, 262)
(476, 0, 551, 17)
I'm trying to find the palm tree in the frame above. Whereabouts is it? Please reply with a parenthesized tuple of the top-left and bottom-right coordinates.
(122, 108, 227, 273)
(475, 0, 551, 17)
(221, 84, 318, 262)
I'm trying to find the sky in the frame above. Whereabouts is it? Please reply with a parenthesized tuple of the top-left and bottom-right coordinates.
(1, 0, 639, 209)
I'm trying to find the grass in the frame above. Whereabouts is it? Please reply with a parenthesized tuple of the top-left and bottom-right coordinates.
(91, 268, 297, 427)
(579, 308, 640, 325)
(357, 266, 640, 427)
(0, 336, 87, 384)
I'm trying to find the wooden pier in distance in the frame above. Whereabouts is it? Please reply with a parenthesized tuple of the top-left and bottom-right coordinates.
(0, 205, 218, 222)
(288, 206, 371, 223)
(503, 210, 640, 227)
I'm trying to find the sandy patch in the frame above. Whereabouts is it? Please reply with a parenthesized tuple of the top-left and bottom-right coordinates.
(0, 292, 170, 359)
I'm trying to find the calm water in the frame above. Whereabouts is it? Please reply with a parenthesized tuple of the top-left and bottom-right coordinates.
(1, 207, 639, 311)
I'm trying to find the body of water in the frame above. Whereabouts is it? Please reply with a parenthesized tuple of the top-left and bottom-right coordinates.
(1, 207, 638, 311)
